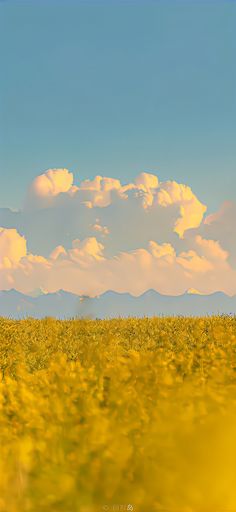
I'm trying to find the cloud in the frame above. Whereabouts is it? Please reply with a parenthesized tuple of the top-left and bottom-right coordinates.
(14, 169, 207, 258)
(156, 181, 207, 237)
(25, 169, 206, 229)
(31, 168, 74, 197)
(0, 168, 235, 296)
(1, 229, 235, 297)
(194, 235, 228, 261)
(184, 200, 236, 269)
(26, 168, 74, 208)
(135, 172, 159, 189)
(0, 228, 27, 268)
(202, 201, 236, 263)
(79, 175, 122, 207)
(90, 220, 110, 237)
(177, 250, 214, 273)
(149, 241, 175, 261)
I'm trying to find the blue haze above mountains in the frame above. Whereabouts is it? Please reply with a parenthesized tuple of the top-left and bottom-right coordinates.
(1, 289, 236, 319)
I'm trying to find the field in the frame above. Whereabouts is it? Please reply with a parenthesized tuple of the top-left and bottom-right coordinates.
(0, 316, 236, 512)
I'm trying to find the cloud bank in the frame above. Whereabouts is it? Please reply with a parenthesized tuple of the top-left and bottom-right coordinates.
(1, 168, 235, 296)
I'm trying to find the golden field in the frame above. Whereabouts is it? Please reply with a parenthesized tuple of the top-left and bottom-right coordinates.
(0, 316, 236, 512)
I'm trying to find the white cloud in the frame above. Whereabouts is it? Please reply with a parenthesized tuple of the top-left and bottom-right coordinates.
(26, 168, 74, 209)
(0, 168, 235, 296)
(24, 169, 206, 239)
(1, 230, 235, 297)
(156, 181, 207, 237)
(30, 168, 74, 197)
(0, 228, 27, 268)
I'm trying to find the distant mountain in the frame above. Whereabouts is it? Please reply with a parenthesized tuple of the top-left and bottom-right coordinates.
(1, 289, 236, 319)
(87, 289, 236, 318)
(0, 289, 80, 319)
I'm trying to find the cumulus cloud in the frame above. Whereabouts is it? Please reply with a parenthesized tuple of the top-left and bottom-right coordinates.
(194, 235, 228, 261)
(11, 168, 206, 259)
(1, 228, 235, 297)
(26, 168, 74, 208)
(25, 168, 206, 237)
(31, 168, 74, 197)
(156, 181, 207, 237)
(135, 172, 159, 189)
(0, 167, 235, 296)
(0, 228, 27, 268)
(201, 201, 236, 264)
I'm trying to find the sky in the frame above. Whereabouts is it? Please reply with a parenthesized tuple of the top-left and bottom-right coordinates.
(0, 0, 235, 211)
(0, 1, 236, 298)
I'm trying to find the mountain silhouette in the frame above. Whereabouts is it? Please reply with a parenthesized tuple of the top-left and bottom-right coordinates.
(1, 289, 236, 319)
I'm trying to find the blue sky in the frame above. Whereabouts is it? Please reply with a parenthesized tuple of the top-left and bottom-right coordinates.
(0, 0, 235, 211)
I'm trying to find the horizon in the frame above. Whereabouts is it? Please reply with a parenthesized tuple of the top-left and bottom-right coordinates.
(1, 287, 234, 298)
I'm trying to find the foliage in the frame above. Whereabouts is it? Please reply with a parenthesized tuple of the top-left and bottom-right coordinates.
(0, 316, 236, 511)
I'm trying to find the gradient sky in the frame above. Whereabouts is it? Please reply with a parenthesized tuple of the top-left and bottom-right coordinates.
(0, 0, 236, 211)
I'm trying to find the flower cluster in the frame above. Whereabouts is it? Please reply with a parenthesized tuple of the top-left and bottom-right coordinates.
(0, 316, 236, 511)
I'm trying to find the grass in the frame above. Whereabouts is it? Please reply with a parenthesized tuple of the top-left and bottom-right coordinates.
(0, 315, 236, 512)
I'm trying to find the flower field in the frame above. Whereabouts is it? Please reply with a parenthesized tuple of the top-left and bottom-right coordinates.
(0, 316, 236, 512)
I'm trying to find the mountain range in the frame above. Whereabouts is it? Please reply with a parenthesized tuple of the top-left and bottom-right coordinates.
(1, 289, 236, 319)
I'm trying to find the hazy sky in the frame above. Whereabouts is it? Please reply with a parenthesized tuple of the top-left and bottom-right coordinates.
(0, 0, 235, 211)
